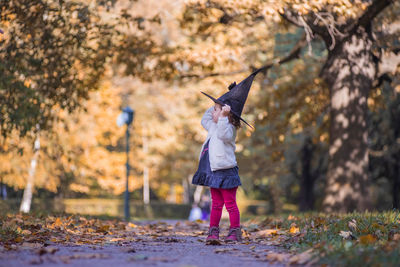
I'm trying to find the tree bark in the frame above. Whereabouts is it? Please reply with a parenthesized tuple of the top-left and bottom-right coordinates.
(392, 164, 399, 209)
(321, 28, 375, 212)
(20, 125, 40, 213)
(299, 136, 315, 211)
(142, 133, 150, 205)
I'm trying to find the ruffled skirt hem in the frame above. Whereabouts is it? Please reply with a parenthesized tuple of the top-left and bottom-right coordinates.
(192, 167, 241, 189)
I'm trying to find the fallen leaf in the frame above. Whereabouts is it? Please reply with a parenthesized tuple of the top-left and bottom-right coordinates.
(109, 237, 124, 242)
(214, 248, 238, 253)
(21, 229, 32, 235)
(289, 249, 315, 265)
(348, 219, 357, 231)
(97, 225, 110, 232)
(54, 218, 62, 228)
(128, 223, 137, 228)
(14, 236, 23, 243)
(359, 234, 377, 245)
(289, 224, 300, 234)
(339, 230, 355, 240)
(266, 252, 288, 263)
(257, 229, 278, 236)
(206, 239, 222, 246)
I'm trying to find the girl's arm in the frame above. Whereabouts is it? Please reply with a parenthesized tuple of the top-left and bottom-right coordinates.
(201, 107, 214, 131)
(216, 116, 235, 142)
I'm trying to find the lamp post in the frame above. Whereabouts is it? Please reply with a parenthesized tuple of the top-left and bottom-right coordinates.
(117, 107, 134, 221)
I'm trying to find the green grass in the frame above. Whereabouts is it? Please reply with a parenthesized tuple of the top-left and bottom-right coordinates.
(249, 211, 400, 266)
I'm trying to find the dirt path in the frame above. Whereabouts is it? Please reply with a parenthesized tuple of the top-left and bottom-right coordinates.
(0, 220, 286, 267)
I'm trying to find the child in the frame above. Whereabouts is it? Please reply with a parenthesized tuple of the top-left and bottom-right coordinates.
(192, 69, 262, 244)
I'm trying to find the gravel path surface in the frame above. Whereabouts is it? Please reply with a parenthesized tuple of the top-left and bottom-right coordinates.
(0, 220, 287, 267)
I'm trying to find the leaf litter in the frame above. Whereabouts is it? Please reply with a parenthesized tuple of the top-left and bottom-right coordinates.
(0, 213, 330, 266)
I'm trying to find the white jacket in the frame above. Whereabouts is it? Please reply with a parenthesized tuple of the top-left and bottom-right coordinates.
(199, 107, 237, 171)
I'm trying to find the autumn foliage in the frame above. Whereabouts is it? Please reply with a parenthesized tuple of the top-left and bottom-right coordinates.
(0, 0, 400, 213)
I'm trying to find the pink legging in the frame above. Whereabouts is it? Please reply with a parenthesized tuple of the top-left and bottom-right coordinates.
(209, 187, 240, 228)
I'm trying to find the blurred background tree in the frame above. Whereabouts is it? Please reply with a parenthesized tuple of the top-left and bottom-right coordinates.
(1, 0, 400, 215)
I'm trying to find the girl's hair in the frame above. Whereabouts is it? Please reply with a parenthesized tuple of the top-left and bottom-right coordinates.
(228, 113, 241, 129)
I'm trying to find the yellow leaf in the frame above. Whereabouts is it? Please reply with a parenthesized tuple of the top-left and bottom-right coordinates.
(128, 223, 137, 228)
(289, 225, 300, 234)
(359, 234, 377, 245)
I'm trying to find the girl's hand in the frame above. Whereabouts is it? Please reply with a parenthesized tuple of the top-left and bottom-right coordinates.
(220, 105, 231, 117)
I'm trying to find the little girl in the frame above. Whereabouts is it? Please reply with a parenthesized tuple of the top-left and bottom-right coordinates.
(192, 69, 260, 244)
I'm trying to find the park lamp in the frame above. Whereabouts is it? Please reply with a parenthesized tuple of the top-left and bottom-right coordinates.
(117, 107, 134, 127)
(117, 106, 135, 222)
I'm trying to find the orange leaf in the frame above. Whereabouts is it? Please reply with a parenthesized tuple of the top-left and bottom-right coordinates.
(128, 223, 137, 228)
(289, 225, 300, 234)
(54, 218, 62, 227)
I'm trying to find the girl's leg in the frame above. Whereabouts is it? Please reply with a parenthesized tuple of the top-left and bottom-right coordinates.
(209, 188, 224, 227)
(220, 187, 240, 228)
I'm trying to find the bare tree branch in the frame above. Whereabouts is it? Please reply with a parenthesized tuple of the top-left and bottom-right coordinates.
(179, 33, 307, 79)
(349, 0, 393, 34)
(280, 10, 332, 46)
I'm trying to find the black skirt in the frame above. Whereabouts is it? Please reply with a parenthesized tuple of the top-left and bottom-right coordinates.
(192, 140, 241, 189)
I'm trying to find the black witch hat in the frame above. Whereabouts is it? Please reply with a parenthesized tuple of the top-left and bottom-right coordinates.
(201, 67, 265, 128)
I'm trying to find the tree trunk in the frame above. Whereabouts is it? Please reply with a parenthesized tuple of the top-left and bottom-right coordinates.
(142, 133, 150, 205)
(321, 28, 375, 212)
(392, 164, 399, 209)
(299, 136, 315, 211)
(20, 125, 40, 213)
